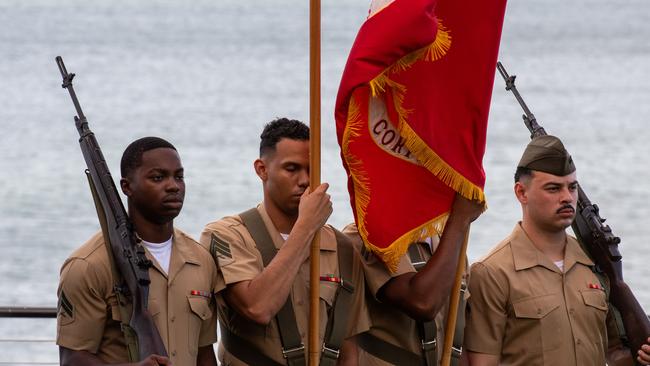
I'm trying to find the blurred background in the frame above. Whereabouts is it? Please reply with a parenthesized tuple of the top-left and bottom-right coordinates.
(0, 0, 648, 363)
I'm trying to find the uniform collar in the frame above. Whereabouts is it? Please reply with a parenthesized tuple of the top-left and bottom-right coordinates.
(563, 235, 594, 271)
(145, 228, 201, 282)
(258, 202, 336, 252)
(509, 223, 593, 273)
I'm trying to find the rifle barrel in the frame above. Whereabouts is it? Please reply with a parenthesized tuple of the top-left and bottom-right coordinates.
(496, 61, 545, 137)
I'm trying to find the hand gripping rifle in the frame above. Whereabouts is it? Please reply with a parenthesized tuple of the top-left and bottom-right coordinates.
(56, 56, 168, 360)
(497, 61, 650, 362)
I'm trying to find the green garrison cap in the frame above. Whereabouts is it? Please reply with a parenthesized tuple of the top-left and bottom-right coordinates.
(517, 135, 575, 176)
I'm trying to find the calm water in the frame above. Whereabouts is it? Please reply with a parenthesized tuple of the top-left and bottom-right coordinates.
(1, 0, 649, 363)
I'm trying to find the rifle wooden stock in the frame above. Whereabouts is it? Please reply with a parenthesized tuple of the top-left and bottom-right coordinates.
(56, 56, 167, 360)
(573, 189, 650, 361)
(498, 61, 650, 363)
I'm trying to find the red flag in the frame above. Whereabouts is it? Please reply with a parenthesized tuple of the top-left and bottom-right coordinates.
(335, 0, 507, 270)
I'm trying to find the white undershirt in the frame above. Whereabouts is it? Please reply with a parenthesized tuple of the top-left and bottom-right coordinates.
(554, 259, 565, 272)
(280, 233, 289, 241)
(142, 236, 173, 274)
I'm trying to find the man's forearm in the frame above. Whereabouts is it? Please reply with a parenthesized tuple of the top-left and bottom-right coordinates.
(225, 223, 316, 324)
(380, 195, 482, 320)
(385, 214, 471, 319)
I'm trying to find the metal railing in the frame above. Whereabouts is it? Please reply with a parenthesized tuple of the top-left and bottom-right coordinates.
(0, 307, 57, 318)
(0, 306, 58, 365)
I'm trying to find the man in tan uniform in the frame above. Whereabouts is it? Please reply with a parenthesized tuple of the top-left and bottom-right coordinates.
(57, 137, 220, 366)
(465, 135, 650, 366)
(200, 118, 369, 365)
(343, 195, 483, 366)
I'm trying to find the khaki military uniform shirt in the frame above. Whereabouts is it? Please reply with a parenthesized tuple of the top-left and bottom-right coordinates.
(343, 223, 468, 366)
(56, 228, 221, 365)
(200, 204, 370, 366)
(465, 223, 620, 366)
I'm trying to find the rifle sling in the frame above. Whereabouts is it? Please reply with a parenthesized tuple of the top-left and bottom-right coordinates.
(409, 244, 438, 366)
(320, 230, 356, 366)
(239, 208, 305, 366)
(86, 171, 140, 362)
(451, 282, 467, 366)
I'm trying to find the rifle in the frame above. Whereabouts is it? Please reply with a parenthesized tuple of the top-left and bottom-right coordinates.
(55, 56, 168, 360)
(497, 61, 650, 363)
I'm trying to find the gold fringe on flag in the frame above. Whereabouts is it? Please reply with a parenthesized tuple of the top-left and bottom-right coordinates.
(342, 93, 372, 242)
(369, 19, 451, 97)
(341, 18, 485, 271)
(369, 16, 486, 204)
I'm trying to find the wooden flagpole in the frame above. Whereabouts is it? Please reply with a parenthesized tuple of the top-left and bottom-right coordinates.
(308, 0, 321, 364)
(441, 230, 470, 366)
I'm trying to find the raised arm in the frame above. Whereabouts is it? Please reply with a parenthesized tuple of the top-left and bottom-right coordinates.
(222, 183, 332, 325)
(377, 195, 483, 321)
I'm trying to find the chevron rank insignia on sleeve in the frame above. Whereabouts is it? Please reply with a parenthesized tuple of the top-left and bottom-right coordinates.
(57, 290, 75, 325)
(210, 233, 235, 267)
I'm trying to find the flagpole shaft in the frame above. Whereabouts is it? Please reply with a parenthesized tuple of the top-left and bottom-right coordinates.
(308, 0, 321, 364)
(441, 229, 470, 366)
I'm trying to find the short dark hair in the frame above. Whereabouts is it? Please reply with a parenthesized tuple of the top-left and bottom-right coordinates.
(259, 118, 309, 157)
(120, 137, 177, 178)
(514, 166, 533, 183)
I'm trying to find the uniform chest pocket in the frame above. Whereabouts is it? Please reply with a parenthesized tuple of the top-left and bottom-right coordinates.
(581, 289, 607, 311)
(512, 294, 560, 319)
(188, 296, 213, 356)
(188, 296, 212, 320)
(580, 289, 608, 327)
(511, 294, 562, 353)
(319, 281, 339, 308)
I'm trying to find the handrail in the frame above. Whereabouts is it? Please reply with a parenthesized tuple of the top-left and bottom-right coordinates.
(0, 306, 57, 318)
(0, 307, 58, 365)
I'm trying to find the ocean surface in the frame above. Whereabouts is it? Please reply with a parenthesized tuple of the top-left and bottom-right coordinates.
(1, 0, 649, 363)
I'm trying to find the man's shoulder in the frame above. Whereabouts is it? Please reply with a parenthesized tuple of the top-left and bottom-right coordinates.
(473, 233, 517, 271)
(63, 231, 110, 269)
(60, 231, 112, 291)
(203, 215, 246, 235)
(340, 223, 365, 254)
(174, 228, 215, 262)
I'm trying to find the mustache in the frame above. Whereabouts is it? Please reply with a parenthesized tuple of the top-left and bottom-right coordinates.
(556, 204, 575, 214)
